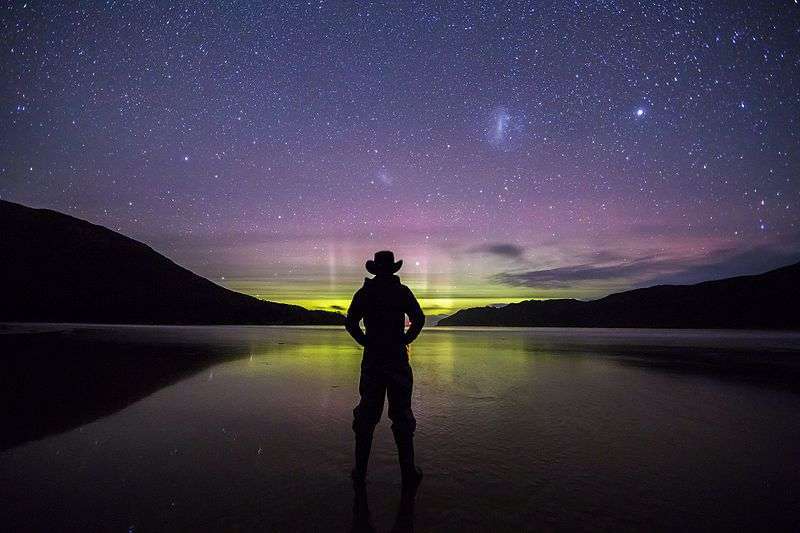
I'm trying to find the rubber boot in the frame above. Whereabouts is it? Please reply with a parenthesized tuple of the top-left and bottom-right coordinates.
(393, 430, 423, 493)
(351, 483, 376, 533)
(352, 430, 374, 487)
(391, 490, 417, 532)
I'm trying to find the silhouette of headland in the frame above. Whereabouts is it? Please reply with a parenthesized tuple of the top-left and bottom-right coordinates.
(438, 262, 800, 329)
(0, 200, 343, 325)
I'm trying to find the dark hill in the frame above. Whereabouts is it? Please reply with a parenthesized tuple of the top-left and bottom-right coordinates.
(0, 200, 343, 325)
(438, 262, 800, 329)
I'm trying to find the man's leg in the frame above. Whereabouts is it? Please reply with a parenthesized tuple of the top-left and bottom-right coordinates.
(387, 362, 422, 491)
(352, 365, 386, 483)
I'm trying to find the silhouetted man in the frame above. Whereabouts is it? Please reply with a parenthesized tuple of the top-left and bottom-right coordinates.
(346, 250, 425, 491)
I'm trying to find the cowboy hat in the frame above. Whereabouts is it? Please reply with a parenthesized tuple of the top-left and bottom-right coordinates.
(366, 250, 403, 274)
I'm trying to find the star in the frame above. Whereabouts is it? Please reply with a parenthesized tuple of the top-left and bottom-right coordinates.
(1, 0, 797, 312)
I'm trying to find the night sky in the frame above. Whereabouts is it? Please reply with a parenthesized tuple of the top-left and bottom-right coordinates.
(2, 1, 799, 317)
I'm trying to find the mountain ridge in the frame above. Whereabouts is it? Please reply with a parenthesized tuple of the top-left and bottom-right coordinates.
(0, 200, 343, 325)
(438, 261, 799, 329)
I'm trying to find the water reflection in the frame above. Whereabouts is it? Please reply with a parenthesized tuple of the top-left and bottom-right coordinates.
(0, 328, 245, 451)
(2, 325, 800, 531)
(351, 481, 419, 532)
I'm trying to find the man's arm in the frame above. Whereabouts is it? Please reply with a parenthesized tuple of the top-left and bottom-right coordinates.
(345, 290, 368, 346)
(403, 287, 425, 345)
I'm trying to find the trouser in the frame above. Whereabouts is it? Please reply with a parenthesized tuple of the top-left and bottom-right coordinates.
(352, 348, 417, 476)
(352, 355, 416, 435)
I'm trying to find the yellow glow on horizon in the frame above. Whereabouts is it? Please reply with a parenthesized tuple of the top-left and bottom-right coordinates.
(206, 240, 626, 318)
(223, 277, 548, 317)
(266, 296, 539, 316)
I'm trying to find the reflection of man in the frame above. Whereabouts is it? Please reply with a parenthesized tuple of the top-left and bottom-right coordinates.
(345, 250, 425, 491)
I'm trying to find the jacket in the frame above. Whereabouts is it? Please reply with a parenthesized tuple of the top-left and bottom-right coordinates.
(345, 274, 425, 350)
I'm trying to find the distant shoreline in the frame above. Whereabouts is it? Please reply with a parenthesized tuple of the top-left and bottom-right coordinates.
(5, 321, 800, 333)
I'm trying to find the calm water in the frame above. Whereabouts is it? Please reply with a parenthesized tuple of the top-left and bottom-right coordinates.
(2, 324, 800, 531)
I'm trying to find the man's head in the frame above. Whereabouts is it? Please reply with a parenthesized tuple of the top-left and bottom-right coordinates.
(365, 250, 402, 276)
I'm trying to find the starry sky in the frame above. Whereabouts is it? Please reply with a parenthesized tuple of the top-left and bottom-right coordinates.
(2, 1, 799, 318)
